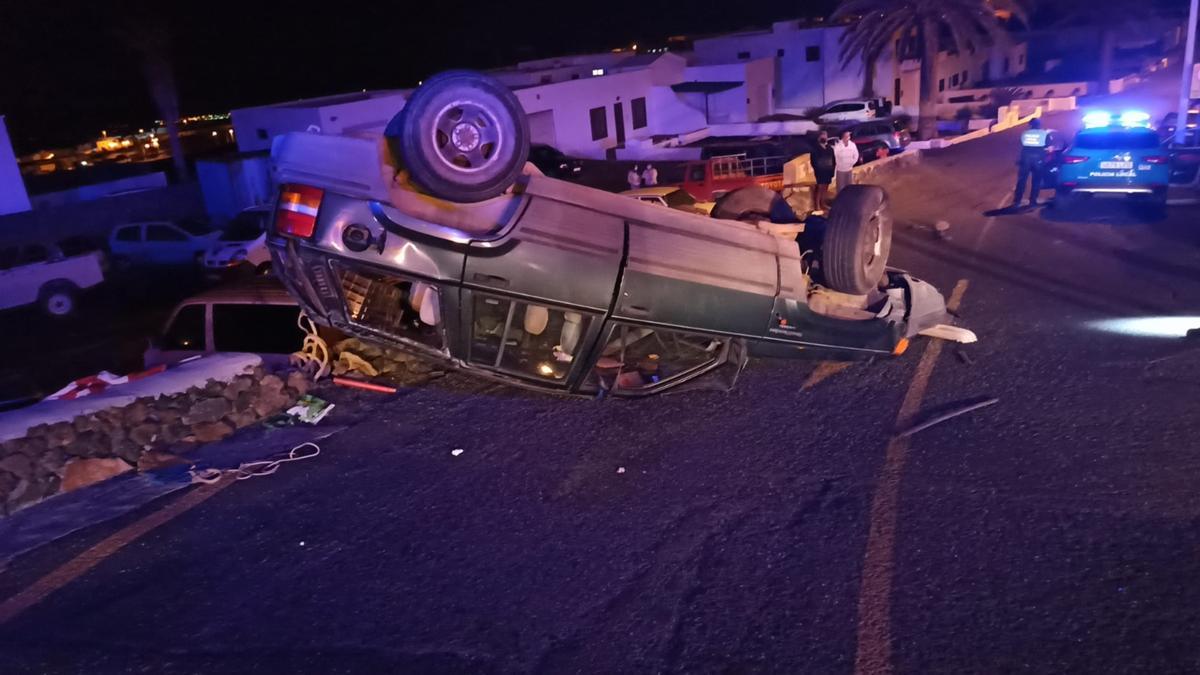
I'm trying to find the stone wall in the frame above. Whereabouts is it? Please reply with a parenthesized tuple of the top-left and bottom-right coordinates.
(0, 368, 307, 516)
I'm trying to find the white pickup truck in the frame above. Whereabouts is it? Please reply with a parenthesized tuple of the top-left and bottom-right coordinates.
(0, 239, 106, 318)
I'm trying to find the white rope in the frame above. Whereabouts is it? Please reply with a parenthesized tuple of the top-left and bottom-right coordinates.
(189, 442, 321, 484)
(289, 312, 331, 380)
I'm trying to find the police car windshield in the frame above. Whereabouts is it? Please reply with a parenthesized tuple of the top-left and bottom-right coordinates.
(1075, 130, 1159, 150)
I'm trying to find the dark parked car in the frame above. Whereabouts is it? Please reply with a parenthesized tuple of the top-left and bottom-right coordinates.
(528, 144, 583, 180)
(265, 71, 971, 397)
(823, 119, 912, 162)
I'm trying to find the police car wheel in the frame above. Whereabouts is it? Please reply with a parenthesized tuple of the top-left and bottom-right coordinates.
(386, 71, 530, 203)
(823, 185, 892, 295)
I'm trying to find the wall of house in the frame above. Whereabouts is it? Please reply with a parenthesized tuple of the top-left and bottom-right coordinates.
(0, 117, 31, 216)
(513, 54, 687, 158)
(231, 105, 321, 153)
(316, 93, 409, 137)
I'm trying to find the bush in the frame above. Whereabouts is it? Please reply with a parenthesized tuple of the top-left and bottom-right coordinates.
(979, 103, 1000, 120)
(955, 106, 975, 121)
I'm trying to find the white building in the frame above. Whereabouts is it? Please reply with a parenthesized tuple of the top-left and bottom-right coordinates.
(692, 18, 1027, 115)
(231, 89, 410, 153)
(0, 116, 31, 216)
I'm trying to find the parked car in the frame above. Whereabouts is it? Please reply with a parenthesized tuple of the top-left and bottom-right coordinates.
(815, 98, 884, 124)
(681, 154, 787, 200)
(108, 219, 220, 267)
(528, 144, 584, 180)
(621, 186, 714, 215)
(825, 119, 912, 161)
(202, 207, 272, 277)
(0, 239, 106, 318)
(144, 279, 312, 367)
(264, 71, 969, 398)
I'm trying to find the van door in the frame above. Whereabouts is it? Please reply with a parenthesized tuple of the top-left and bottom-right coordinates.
(462, 185, 625, 388)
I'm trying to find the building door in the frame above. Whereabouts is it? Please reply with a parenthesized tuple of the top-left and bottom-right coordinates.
(613, 102, 626, 146)
(894, 78, 901, 107)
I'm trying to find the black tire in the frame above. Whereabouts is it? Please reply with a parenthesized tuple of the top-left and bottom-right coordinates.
(710, 185, 800, 223)
(386, 70, 530, 203)
(39, 281, 79, 319)
(822, 185, 892, 295)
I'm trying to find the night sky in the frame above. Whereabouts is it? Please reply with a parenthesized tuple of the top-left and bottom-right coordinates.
(0, 0, 835, 154)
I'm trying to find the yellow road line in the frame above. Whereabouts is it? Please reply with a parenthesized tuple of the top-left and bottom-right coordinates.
(801, 360, 855, 390)
(0, 479, 234, 625)
(853, 279, 969, 675)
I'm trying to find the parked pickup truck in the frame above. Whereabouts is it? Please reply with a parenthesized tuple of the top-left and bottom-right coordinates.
(680, 154, 788, 201)
(0, 239, 106, 318)
(264, 70, 973, 397)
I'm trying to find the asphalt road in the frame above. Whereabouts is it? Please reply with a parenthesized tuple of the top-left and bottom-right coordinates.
(3, 109, 1200, 672)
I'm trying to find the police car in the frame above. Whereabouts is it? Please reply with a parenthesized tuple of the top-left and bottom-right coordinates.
(1055, 111, 1170, 212)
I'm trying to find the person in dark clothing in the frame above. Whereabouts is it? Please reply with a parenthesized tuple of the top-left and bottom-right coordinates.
(1013, 117, 1050, 207)
(810, 131, 836, 211)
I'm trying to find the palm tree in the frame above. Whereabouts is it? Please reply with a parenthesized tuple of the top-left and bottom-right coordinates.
(834, 0, 1028, 139)
(1041, 0, 1177, 94)
(113, 21, 191, 182)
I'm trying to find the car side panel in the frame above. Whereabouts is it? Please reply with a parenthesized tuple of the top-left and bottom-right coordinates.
(463, 198, 625, 311)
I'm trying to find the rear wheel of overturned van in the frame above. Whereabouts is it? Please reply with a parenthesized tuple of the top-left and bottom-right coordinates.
(386, 71, 531, 203)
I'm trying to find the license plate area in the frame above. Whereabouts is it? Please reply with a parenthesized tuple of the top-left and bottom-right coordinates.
(1099, 161, 1133, 169)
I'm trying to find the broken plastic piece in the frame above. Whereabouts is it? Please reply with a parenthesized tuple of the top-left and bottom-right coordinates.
(332, 377, 398, 394)
(918, 324, 978, 344)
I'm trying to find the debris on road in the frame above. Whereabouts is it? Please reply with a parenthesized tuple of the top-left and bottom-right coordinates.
(332, 377, 398, 395)
(896, 397, 999, 439)
(284, 396, 335, 425)
(955, 349, 975, 365)
(617, 467, 626, 474)
(330, 338, 444, 388)
(451, 448, 464, 457)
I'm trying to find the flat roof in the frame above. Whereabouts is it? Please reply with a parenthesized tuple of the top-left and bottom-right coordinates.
(671, 81, 742, 94)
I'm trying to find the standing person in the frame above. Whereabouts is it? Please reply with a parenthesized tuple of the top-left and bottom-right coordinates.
(1013, 117, 1049, 208)
(809, 131, 836, 211)
(642, 163, 658, 186)
(627, 165, 642, 189)
(833, 130, 860, 193)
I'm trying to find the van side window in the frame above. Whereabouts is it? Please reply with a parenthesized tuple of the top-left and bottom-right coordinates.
(588, 325, 727, 392)
(212, 304, 303, 353)
(162, 304, 206, 351)
(469, 295, 593, 382)
(688, 165, 707, 182)
(338, 268, 444, 350)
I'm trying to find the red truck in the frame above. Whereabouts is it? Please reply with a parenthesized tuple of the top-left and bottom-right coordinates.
(680, 154, 788, 201)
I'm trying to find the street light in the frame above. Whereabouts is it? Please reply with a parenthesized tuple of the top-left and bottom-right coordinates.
(1175, 0, 1199, 145)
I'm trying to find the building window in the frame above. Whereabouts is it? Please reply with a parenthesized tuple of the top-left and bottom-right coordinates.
(540, 75, 552, 84)
(939, 78, 945, 92)
(951, 73, 960, 86)
(806, 45, 821, 62)
(737, 51, 751, 60)
(631, 97, 647, 129)
(589, 106, 607, 141)
(777, 48, 785, 57)
(1004, 57, 1011, 72)
(962, 69, 968, 84)
(571, 73, 580, 80)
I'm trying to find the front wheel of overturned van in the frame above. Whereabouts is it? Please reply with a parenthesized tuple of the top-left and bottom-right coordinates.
(822, 185, 893, 295)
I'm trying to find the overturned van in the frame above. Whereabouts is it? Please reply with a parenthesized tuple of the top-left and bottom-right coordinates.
(266, 71, 971, 397)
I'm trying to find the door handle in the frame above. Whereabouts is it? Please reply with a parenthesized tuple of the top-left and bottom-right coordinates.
(624, 304, 651, 317)
(472, 272, 510, 288)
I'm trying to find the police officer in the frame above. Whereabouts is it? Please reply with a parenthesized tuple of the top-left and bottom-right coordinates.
(1013, 118, 1049, 207)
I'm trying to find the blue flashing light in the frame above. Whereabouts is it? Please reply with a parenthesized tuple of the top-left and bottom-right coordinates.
(1082, 111, 1113, 128)
(1119, 110, 1151, 128)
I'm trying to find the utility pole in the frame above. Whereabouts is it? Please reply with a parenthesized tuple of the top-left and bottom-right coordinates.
(1175, 0, 1199, 145)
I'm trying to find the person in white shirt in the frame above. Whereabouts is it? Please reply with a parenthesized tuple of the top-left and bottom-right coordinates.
(642, 164, 658, 186)
(627, 165, 642, 189)
(832, 130, 860, 192)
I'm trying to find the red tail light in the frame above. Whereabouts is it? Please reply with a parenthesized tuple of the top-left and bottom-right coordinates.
(1061, 156, 1089, 164)
(1143, 155, 1169, 164)
(275, 184, 324, 238)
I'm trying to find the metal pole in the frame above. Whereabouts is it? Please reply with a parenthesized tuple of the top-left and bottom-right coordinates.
(1174, 0, 1199, 145)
